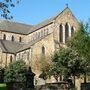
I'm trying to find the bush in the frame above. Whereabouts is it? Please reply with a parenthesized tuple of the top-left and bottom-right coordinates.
(4, 60, 27, 83)
(0, 84, 7, 90)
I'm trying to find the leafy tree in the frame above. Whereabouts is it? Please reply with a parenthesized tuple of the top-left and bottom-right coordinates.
(67, 22, 90, 82)
(68, 22, 90, 62)
(46, 47, 71, 82)
(4, 60, 27, 82)
(45, 47, 87, 87)
(40, 22, 90, 86)
(0, 0, 21, 19)
(39, 57, 51, 80)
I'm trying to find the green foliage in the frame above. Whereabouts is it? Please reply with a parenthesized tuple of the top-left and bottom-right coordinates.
(67, 22, 90, 76)
(67, 22, 90, 63)
(4, 60, 27, 82)
(54, 48, 82, 74)
(48, 47, 72, 81)
(47, 46, 88, 81)
(40, 21, 90, 83)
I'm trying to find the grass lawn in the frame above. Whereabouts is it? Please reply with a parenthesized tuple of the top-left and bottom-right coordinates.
(0, 84, 7, 90)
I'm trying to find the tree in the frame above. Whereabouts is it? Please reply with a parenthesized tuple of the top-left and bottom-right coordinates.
(39, 57, 51, 80)
(67, 22, 90, 83)
(68, 22, 90, 62)
(40, 21, 90, 87)
(46, 47, 71, 82)
(44, 46, 87, 88)
(4, 59, 27, 82)
(0, 0, 21, 19)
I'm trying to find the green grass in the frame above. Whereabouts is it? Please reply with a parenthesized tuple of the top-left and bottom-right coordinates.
(0, 84, 7, 90)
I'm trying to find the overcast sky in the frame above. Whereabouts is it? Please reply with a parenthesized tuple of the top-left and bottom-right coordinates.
(3, 0, 90, 25)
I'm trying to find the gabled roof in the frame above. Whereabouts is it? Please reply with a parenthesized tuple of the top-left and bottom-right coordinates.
(28, 7, 78, 34)
(17, 33, 52, 53)
(0, 33, 52, 54)
(53, 7, 76, 20)
(0, 7, 78, 35)
(0, 7, 79, 54)
(0, 20, 33, 35)
(27, 17, 54, 34)
(0, 40, 24, 54)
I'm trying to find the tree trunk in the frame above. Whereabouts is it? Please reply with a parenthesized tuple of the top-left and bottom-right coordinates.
(59, 75, 62, 81)
(73, 75, 75, 86)
(84, 73, 86, 83)
(54, 76, 58, 82)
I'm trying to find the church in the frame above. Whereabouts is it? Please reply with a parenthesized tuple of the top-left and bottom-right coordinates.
(0, 7, 79, 77)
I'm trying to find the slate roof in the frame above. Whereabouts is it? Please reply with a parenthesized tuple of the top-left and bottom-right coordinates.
(0, 7, 79, 54)
(17, 33, 52, 53)
(0, 7, 76, 35)
(27, 17, 54, 34)
(0, 33, 51, 54)
(27, 7, 77, 34)
(0, 20, 33, 34)
(0, 40, 24, 54)
(0, 18, 54, 35)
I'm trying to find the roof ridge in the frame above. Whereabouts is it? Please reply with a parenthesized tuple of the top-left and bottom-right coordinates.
(0, 19, 33, 26)
(53, 7, 71, 20)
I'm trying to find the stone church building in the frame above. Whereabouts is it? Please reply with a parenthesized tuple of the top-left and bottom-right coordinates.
(0, 7, 79, 77)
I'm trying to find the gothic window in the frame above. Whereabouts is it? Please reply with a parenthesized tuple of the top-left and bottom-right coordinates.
(42, 46, 45, 55)
(36, 32, 38, 39)
(71, 26, 74, 36)
(33, 34, 36, 40)
(44, 29, 46, 35)
(38, 32, 40, 38)
(18, 53, 20, 59)
(65, 23, 69, 43)
(3, 34, 6, 40)
(11, 35, 14, 41)
(44, 29, 47, 35)
(46, 28, 49, 35)
(10, 56, 12, 63)
(41, 30, 43, 37)
(59, 24, 63, 43)
(19, 37, 22, 42)
(27, 52, 29, 61)
(32, 34, 35, 40)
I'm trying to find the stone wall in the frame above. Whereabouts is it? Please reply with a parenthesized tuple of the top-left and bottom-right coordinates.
(0, 31, 27, 43)
(31, 33, 55, 76)
(53, 8, 79, 44)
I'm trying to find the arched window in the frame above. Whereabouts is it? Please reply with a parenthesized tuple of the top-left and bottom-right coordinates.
(44, 29, 46, 35)
(71, 26, 74, 36)
(65, 23, 69, 42)
(46, 28, 49, 35)
(42, 46, 45, 55)
(19, 37, 22, 42)
(11, 35, 14, 41)
(3, 34, 6, 40)
(59, 24, 63, 43)
(41, 30, 43, 37)
(37, 32, 40, 38)
(10, 56, 12, 63)
(36, 32, 38, 39)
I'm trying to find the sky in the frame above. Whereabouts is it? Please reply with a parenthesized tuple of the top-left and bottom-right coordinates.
(3, 0, 90, 25)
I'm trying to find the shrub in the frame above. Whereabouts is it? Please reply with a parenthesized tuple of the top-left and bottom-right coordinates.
(4, 60, 27, 83)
